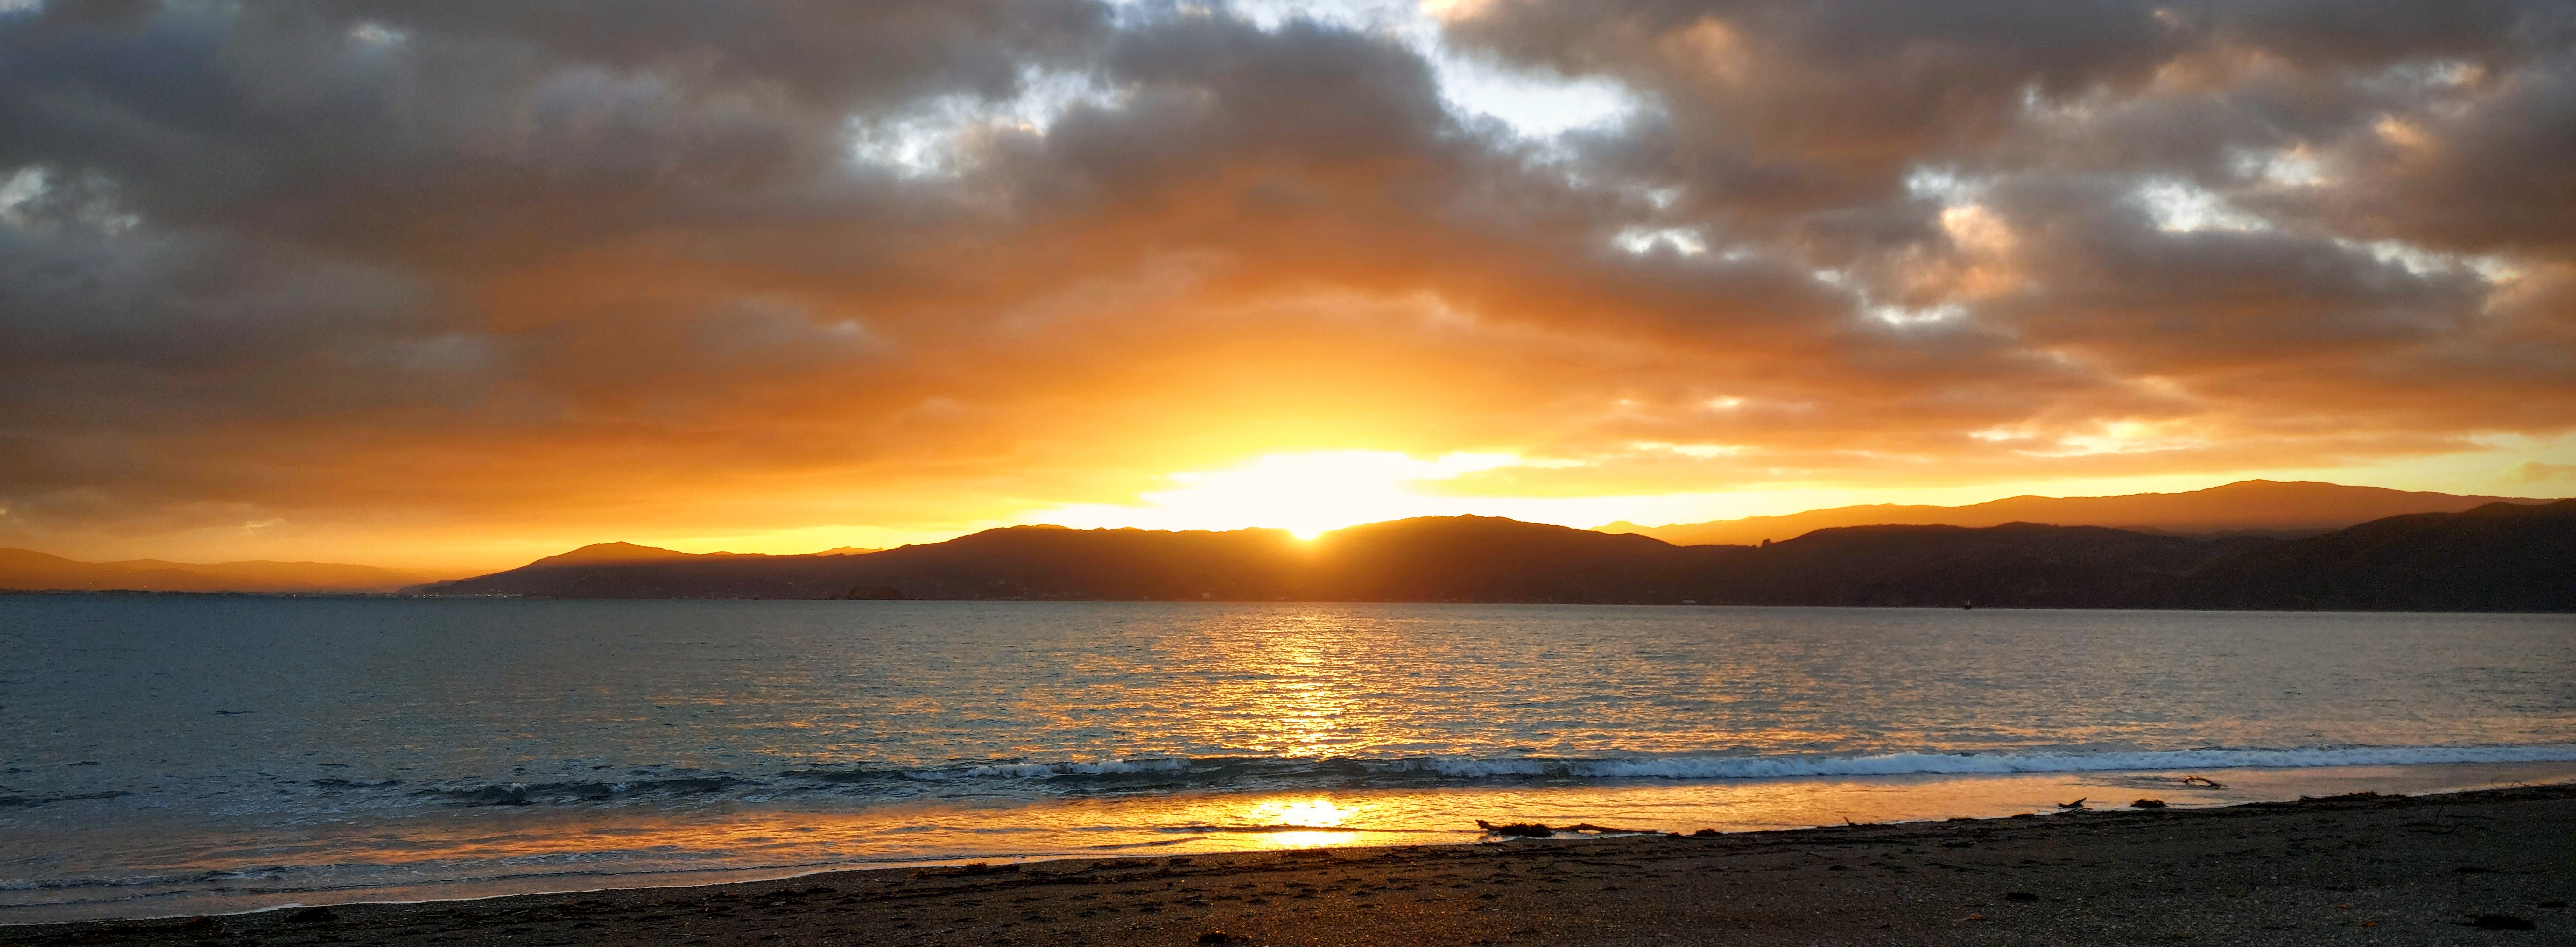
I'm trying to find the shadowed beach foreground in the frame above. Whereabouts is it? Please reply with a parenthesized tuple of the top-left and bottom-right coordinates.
(12, 783, 2570, 947)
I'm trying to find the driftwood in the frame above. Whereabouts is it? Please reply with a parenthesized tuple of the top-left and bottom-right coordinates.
(2056, 798, 2087, 809)
(2178, 775, 2226, 788)
(2132, 798, 2168, 808)
(1475, 820, 1660, 837)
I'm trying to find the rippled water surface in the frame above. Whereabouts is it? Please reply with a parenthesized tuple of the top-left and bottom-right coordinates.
(4, 597, 2572, 921)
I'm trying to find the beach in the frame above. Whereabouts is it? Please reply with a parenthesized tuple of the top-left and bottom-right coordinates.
(11, 782, 2568, 947)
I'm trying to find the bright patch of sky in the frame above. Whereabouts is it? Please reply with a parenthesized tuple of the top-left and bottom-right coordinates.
(0, 166, 45, 223)
(1613, 225, 1707, 255)
(2335, 237, 2518, 283)
(2131, 173, 2512, 283)
(2229, 147, 2326, 188)
(2134, 179, 2270, 233)
(1121, 0, 1639, 139)
(848, 3, 1640, 177)
(0, 165, 139, 233)
(1809, 267, 1970, 328)
(348, 22, 407, 46)
(1903, 166, 1985, 203)
(848, 68, 1122, 177)
(1865, 302, 1966, 326)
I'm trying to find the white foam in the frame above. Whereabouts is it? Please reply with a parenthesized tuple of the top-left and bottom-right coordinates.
(911, 758, 1195, 780)
(1398, 745, 2576, 780)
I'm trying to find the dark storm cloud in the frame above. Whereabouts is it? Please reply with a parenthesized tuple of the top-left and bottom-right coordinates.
(0, 0, 2569, 563)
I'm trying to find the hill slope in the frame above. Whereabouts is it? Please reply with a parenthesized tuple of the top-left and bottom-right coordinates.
(2171, 500, 2576, 611)
(1599, 480, 2556, 546)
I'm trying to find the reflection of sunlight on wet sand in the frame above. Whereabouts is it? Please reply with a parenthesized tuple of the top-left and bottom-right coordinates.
(1264, 830, 1360, 848)
(45, 761, 2572, 927)
(1245, 797, 1362, 848)
(157, 765, 2576, 879)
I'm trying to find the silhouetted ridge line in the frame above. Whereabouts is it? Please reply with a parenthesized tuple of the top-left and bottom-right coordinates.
(413, 503, 2576, 611)
(1599, 480, 2555, 546)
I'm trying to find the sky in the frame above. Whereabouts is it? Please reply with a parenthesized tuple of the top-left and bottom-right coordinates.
(2, 0, 2573, 574)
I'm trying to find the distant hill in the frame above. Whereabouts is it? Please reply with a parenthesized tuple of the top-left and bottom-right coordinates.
(2169, 500, 2576, 611)
(1693, 523, 2266, 608)
(413, 504, 2575, 611)
(1597, 480, 2556, 546)
(0, 549, 429, 593)
(526, 541, 706, 567)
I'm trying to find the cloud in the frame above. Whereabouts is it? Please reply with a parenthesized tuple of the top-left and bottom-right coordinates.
(0, 0, 2569, 567)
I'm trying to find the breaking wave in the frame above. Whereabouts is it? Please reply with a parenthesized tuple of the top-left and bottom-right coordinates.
(771, 743, 2576, 798)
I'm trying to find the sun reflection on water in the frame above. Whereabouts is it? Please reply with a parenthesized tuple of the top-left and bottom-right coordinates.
(1200, 612, 1374, 757)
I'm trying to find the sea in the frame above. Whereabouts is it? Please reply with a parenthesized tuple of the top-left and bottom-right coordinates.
(4, 596, 2572, 923)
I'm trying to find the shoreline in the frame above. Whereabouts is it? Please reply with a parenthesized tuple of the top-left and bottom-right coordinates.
(11, 592, 2574, 613)
(11, 782, 2570, 946)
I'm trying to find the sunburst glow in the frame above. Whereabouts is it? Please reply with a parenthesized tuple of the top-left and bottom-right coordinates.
(1027, 451, 1532, 539)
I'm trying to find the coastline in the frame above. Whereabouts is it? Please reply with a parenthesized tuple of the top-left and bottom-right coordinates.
(9, 589, 2576, 612)
(12, 782, 2569, 946)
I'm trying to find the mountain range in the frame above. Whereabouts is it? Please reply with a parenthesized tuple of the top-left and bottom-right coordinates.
(1596, 479, 2548, 545)
(11, 481, 2566, 609)
(415, 499, 2576, 611)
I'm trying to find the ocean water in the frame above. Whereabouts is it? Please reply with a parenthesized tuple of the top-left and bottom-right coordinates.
(3, 597, 2572, 922)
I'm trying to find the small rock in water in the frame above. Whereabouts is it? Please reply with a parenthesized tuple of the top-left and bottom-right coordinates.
(1475, 820, 1555, 838)
(2132, 798, 2168, 808)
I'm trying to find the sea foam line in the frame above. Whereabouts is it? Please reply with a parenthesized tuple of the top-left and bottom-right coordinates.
(878, 744, 2576, 784)
(1396, 745, 2576, 780)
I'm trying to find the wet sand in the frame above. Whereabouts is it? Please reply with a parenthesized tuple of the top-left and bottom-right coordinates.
(10, 782, 2570, 946)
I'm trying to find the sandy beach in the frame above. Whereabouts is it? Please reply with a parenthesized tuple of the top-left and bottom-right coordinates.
(10, 781, 2568, 947)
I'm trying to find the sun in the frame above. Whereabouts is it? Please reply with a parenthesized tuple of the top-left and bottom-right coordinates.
(1028, 450, 1527, 538)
